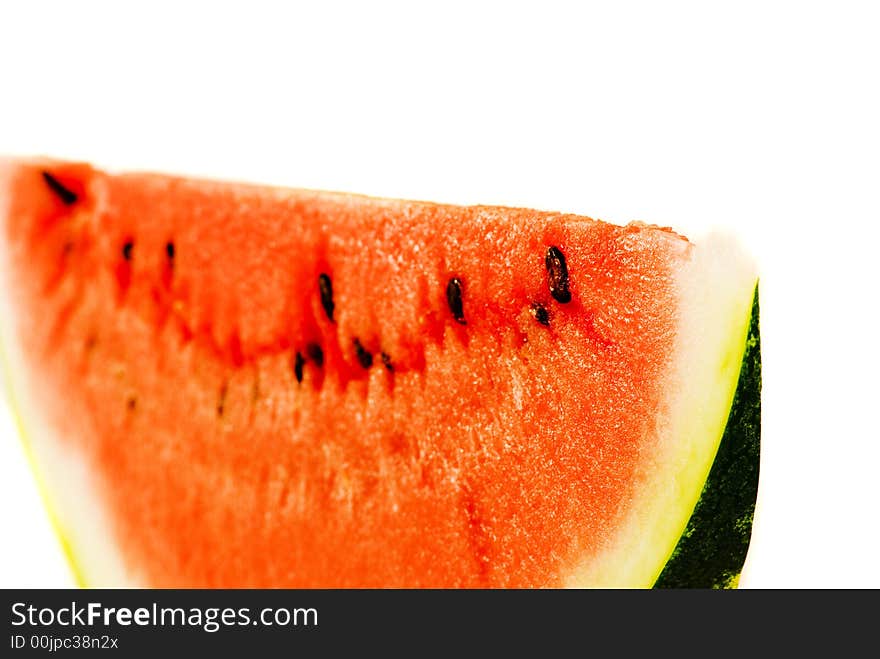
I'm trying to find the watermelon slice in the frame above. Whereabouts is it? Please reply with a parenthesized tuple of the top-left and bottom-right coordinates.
(0, 159, 759, 588)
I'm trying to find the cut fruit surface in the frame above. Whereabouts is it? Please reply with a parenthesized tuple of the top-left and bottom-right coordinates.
(0, 159, 759, 588)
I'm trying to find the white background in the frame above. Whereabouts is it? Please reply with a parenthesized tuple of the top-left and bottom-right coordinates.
(1, 1, 878, 588)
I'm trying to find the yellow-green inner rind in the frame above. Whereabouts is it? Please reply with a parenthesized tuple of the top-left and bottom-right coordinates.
(654, 284, 760, 588)
(0, 341, 86, 587)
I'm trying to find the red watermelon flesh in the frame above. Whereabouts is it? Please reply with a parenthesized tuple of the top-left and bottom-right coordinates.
(0, 159, 757, 588)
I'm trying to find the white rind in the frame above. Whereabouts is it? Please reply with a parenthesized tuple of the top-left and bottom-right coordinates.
(0, 160, 143, 587)
(564, 231, 757, 587)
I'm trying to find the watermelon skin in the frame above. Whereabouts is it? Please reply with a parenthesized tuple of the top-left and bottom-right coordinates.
(0, 159, 758, 588)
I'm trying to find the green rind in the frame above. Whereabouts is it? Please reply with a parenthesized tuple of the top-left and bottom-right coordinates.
(654, 284, 761, 588)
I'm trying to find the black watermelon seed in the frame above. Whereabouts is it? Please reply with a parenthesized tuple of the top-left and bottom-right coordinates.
(353, 338, 373, 369)
(318, 273, 335, 322)
(217, 382, 228, 417)
(446, 277, 466, 325)
(165, 242, 176, 261)
(293, 351, 305, 383)
(530, 302, 551, 326)
(126, 396, 137, 411)
(41, 171, 77, 205)
(380, 352, 394, 372)
(545, 246, 572, 304)
(306, 343, 324, 367)
(121, 241, 134, 261)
